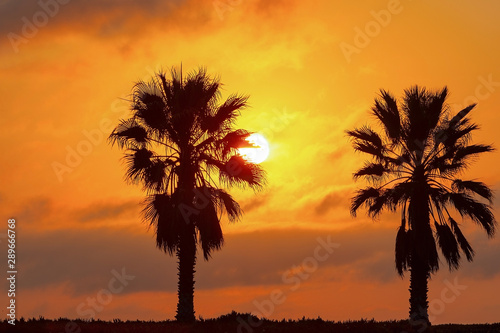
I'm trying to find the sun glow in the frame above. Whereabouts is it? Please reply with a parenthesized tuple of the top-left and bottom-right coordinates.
(238, 133, 270, 164)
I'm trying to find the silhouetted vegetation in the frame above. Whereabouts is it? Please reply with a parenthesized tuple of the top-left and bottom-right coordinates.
(348, 86, 496, 331)
(2, 314, 499, 333)
(109, 67, 266, 322)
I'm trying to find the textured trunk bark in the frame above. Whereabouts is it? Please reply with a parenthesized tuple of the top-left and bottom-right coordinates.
(175, 148, 197, 322)
(408, 171, 432, 332)
(175, 231, 196, 322)
(409, 251, 431, 332)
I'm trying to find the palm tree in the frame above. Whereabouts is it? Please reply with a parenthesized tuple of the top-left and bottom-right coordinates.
(109, 67, 266, 322)
(347, 86, 496, 329)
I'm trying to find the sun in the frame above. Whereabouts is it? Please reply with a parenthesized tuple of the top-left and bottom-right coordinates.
(238, 133, 270, 164)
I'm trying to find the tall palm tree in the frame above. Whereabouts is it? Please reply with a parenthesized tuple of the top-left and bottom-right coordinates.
(109, 67, 266, 322)
(348, 86, 496, 329)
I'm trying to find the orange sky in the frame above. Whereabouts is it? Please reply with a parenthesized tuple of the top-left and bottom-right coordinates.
(1, 0, 500, 324)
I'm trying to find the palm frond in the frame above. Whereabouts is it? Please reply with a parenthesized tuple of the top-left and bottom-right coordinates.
(196, 186, 242, 223)
(350, 187, 380, 216)
(214, 189, 242, 222)
(385, 182, 413, 207)
(144, 159, 169, 192)
(352, 142, 384, 159)
(426, 86, 448, 133)
(452, 179, 493, 203)
(437, 161, 465, 177)
(124, 147, 154, 182)
(347, 126, 387, 160)
(402, 85, 432, 143)
(143, 193, 182, 254)
(453, 144, 494, 164)
(434, 222, 460, 270)
(203, 94, 248, 133)
(109, 119, 149, 148)
(219, 155, 266, 190)
(372, 89, 401, 141)
(449, 104, 476, 127)
(347, 126, 383, 147)
(436, 121, 478, 148)
(446, 192, 496, 236)
(368, 189, 393, 217)
(353, 162, 387, 180)
(395, 225, 411, 276)
(132, 82, 168, 132)
(195, 201, 223, 260)
(142, 193, 169, 224)
(219, 129, 253, 157)
(448, 217, 475, 261)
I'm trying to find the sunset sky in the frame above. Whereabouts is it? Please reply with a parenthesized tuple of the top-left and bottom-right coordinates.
(1, 0, 500, 324)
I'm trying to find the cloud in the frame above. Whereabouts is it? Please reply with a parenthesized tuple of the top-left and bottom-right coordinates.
(241, 192, 271, 212)
(22, 223, 497, 297)
(251, 0, 297, 18)
(11, 196, 142, 230)
(13, 197, 51, 224)
(0, 0, 205, 41)
(76, 200, 139, 223)
(314, 189, 351, 215)
(328, 146, 350, 162)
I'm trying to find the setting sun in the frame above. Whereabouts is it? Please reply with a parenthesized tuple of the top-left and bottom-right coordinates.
(238, 133, 270, 164)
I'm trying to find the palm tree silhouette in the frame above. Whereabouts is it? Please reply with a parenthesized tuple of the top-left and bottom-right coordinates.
(348, 86, 496, 330)
(109, 67, 266, 322)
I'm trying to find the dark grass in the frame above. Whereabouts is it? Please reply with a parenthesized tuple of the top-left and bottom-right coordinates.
(2, 312, 499, 333)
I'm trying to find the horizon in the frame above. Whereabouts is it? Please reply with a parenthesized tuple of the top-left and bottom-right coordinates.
(1, 0, 500, 326)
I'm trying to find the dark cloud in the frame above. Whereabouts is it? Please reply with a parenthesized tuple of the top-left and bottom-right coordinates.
(241, 192, 271, 212)
(252, 0, 297, 17)
(13, 195, 498, 297)
(12, 196, 141, 227)
(315, 190, 350, 215)
(13, 197, 51, 224)
(76, 200, 139, 223)
(451, 230, 500, 279)
(10, 225, 444, 296)
(16, 227, 171, 296)
(0, 0, 205, 39)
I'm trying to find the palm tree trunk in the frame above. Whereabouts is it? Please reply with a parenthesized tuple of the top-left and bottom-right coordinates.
(407, 176, 432, 332)
(175, 231, 196, 322)
(409, 249, 431, 332)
